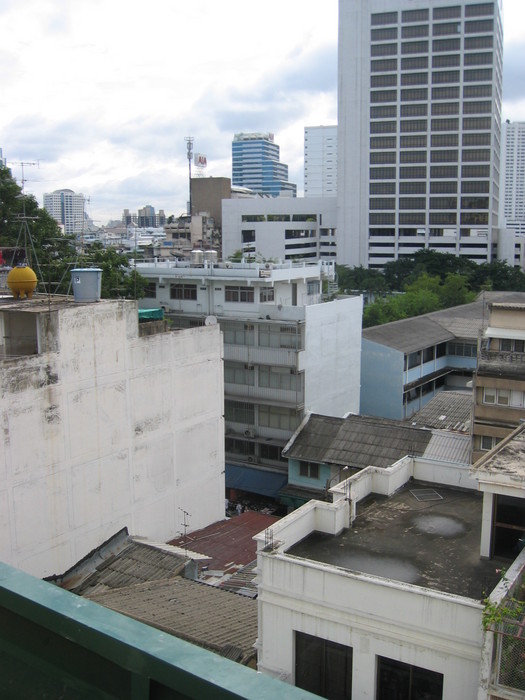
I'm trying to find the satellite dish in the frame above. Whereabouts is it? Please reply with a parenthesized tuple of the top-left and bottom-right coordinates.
(205, 315, 217, 326)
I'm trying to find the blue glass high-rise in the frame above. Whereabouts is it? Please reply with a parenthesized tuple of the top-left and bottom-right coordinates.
(232, 133, 297, 197)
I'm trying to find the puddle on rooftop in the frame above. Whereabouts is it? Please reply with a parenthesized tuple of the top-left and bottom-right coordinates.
(413, 514, 465, 537)
(341, 552, 419, 584)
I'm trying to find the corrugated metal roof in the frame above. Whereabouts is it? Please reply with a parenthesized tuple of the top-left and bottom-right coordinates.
(362, 292, 525, 353)
(423, 430, 471, 464)
(283, 414, 433, 468)
(408, 391, 472, 433)
(87, 576, 258, 664)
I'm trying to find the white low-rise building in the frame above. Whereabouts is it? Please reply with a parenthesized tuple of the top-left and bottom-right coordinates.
(0, 295, 225, 577)
(221, 197, 337, 263)
(255, 429, 525, 699)
(136, 259, 362, 503)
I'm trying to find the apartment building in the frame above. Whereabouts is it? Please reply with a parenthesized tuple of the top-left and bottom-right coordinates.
(361, 291, 525, 420)
(135, 259, 362, 501)
(472, 301, 525, 461)
(43, 188, 86, 237)
(221, 196, 337, 262)
(304, 125, 338, 197)
(337, 0, 504, 268)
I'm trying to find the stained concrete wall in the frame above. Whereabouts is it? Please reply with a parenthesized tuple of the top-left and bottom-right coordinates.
(0, 299, 225, 577)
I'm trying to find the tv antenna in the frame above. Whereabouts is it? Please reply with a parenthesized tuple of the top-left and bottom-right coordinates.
(184, 137, 193, 216)
(179, 507, 191, 554)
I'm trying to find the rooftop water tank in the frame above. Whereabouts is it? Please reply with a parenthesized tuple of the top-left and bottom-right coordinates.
(7, 264, 38, 299)
(190, 249, 204, 266)
(71, 268, 102, 302)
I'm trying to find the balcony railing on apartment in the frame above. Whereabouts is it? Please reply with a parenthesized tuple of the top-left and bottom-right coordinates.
(0, 562, 316, 700)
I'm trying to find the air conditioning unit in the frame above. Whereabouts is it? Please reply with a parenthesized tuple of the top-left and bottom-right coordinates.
(247, 456, 256, 463)
(244, 429, 256, 438)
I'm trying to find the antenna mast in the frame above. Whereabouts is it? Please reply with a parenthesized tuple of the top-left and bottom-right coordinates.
(184, 137, 193, 216)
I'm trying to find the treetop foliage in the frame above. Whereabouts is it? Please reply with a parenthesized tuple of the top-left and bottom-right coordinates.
(337, 249, 525, 328)
(0, 164, 145, 299)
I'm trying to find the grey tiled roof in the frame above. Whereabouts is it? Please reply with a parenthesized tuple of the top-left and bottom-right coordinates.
(72, 540, 189, 596)
(87, 576, 258, 664)
(283, 414, 433, 469)
(362, 292, 525, 353)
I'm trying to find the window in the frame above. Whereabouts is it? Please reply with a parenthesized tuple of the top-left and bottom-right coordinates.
(466, 4, 495, 18)
(448, 341, 477, 357)
(370, 198, 396, 210)
(259, 365, 301, 391)
(430, 181, 457, 194)
(431, 118, 459, 131)
(170, 283, 197, 300)
(241, 214, 265, 222)
(292, 214, 317, 222)
(465, 35, 493, 50)
(259, 324, 301, 350)
(225, 286, 254, 303)
(406, 350, 422, 369)
(402, 40, 429, 54)
(371, 89, 397, 103)
(460, 212, 488, 225)
(402, 56, 429, 70)
(224, 400, 255, 425)
(431, 133, 458, 146)
(400, 151, 426, 163)
(399, 166, 427, 179)
(400, 181, 426, 194)
(372, 11, 397, 25)
(259, 405, 299, 431)
(463, 132, 491, 146)
(481, 435, 497, 451)
(400, 197, 426, 209)
(465, 19, 494, 34)
(429, 212, 456, 224)
(369, 213, 395, 225)
(371, 43, 397, 57)
(377, 656, 443, 700)
(464, 84, 492, 98)
(224, 362, 255, 386)
(371, 58, 397, 72)
(370, 182, 396, 194)
(225, 438, 255, 457)
(461, 196, 489, 209)
(433, 22, 461, 37)
(423, 346, 435, 362)
(430, 165, 458, 178)
(431, 102, 460, 115)
(401, 88, 428, 101)
(307, 280, 320, 296)
(400, 135, 427, 148)
(296, 632, 353, 699)
(223, 322, 254, 346)
(461, 180, 489, 193)
(432, 70, 460, 83)
(143, 282, 156, 298)
(370, 167, 396, 179)
(401, 72, 428, 85)
(298, 461, 320, 479)
(242, 230, 255, 243)
(399, 213, 426, 224)
(266, 214, 290, 222)
(432, 53, 460, 68)
(370, 105, 397, 119)
(371, 27, 398, 41)
(400, 104, 428, 117)
(430, 150, 458, 163)
(430, 196, 457, 209)
(432, 85, 460, 100)
(464, 68, 493, 82)
(402, 24, 429, 38)
(400, 120, 427, 133)
(464, 51, 493, 66)
(370, 152, 397, 164)
(432, 38, 460, 52)
(500, 339, 525, 353)
(463, 101, 491, 114)
(370, 136, 397, 149)
(483, 387, 496, 404)
(433, 6, 461, 20)
(370, 74, 397, 87)
(402, 9, 428, 22)
(260, 287, 274, 302)
(462, 164, 490, 178)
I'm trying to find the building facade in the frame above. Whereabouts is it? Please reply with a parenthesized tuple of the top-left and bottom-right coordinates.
(337, 0, 504, 269)
(135, 259, 362, 501)
(472, 302, 525, 461)
(122, 206, 166, 228)
(500, 120, 525, 265)
(0, 297, 225, 577)
(304, 126, 338, 197)
(232, 133, 297, 198)
(43, 189, 86, 237)
(221, 196, 337, 262)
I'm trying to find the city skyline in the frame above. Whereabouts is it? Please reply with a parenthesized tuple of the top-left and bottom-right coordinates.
(2, 0, 525, 226)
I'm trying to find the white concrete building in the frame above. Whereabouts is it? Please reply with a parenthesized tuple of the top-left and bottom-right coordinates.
(337, 0, 504, 269)
(500, 120, 525, 266)
(255, 430, 525, 699)
(43, 188, 86, 237)
(136, 259, 362, 502)
(304, 126, 338, 197)
(0, 296, 225, 578)
(222, 197, 337, 262)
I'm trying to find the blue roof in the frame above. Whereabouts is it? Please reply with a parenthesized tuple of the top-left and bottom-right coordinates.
(225, 464, 287, 498)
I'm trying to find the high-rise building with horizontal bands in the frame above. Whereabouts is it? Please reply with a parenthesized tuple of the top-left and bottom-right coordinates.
(337, 0, 503, 269)
(304, 126, 338, 197)
(232, 133, 297, 197)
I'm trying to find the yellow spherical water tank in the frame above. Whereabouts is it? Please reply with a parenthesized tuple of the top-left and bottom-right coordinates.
(7, 265, 38, 299)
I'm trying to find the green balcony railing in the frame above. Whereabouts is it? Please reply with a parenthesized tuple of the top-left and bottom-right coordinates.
(0, 562, 314, 699)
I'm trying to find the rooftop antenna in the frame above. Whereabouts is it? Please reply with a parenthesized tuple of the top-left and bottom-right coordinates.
(179, 507, 191, 554)
(184, 137, 193, 216)
(9, 160, 49, 294)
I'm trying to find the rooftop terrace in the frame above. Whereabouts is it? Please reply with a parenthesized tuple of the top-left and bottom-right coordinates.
(287, 481, 505, 600)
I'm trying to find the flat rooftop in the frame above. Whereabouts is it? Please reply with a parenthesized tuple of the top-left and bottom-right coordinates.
(287, 482, 506, 600)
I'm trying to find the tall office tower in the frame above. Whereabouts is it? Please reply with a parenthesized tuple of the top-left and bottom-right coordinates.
(501, 120, 525, 237)
(232, 132, 297, 197)
(304, 126, 338, 197)
(337, 0, 503, 269)
(44, 189, 86, 237)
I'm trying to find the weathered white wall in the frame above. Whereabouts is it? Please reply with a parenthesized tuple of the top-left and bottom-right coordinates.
(256, 498, 484, 700)
(0, 300, 225, 577)
(302, 296, 362, 417)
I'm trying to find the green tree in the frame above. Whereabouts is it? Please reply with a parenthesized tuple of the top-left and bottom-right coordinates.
(0, 165, 146, 299)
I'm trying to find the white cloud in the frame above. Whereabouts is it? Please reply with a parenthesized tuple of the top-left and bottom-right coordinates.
(2, 0, 524, 224)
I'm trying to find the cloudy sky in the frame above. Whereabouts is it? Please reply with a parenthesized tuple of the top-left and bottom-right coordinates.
(2, 1, 524, 225)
